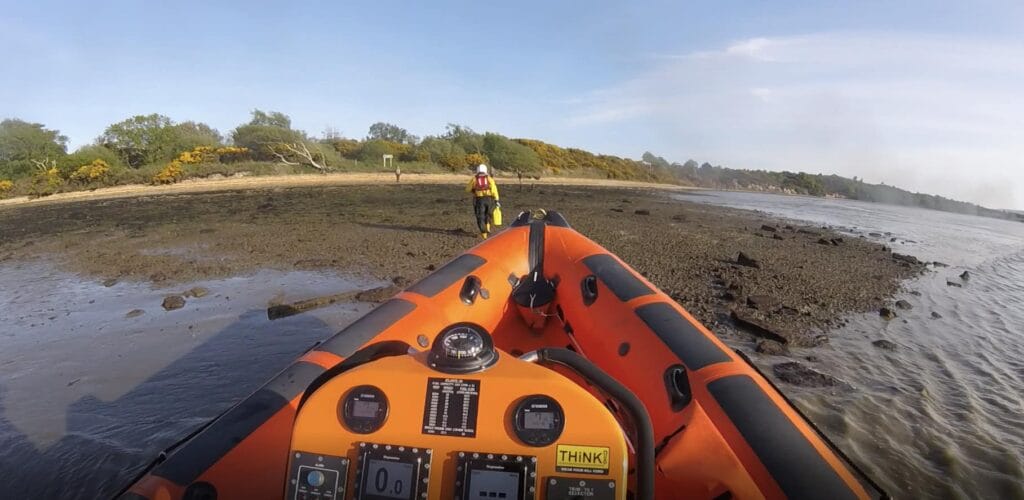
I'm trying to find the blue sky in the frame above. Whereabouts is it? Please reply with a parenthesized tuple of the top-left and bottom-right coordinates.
(3, 1, 1023, 208)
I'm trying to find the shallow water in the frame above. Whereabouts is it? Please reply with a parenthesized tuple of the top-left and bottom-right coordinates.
(0, 265, 380, 499)
(676, 191, 1024, 498)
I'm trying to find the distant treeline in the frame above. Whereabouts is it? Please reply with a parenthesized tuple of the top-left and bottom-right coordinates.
(641, 153, 1022, 221)
(0, 112, 1019, 221)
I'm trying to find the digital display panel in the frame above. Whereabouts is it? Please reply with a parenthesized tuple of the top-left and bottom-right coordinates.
(341, 386, 389, 434)
(467, 469, 521, 499)
(523, 411, 555, 430)
(352, 400, 380, 418)
(363, 459, 414, 499)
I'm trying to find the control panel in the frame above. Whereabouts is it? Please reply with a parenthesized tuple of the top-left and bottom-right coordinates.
(285, 324, 627, 499)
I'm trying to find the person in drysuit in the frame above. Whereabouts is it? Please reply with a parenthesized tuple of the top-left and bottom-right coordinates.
(466, 163, 500, 238)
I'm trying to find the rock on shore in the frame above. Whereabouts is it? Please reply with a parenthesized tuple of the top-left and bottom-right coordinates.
(756, 340, 789, 356)
(773, 362, 842, 387)
(162, 295, 185, 311)
(872, 339, 898, 350)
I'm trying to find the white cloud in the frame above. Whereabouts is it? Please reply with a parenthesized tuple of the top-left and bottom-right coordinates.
(563, 33, 1024, 209)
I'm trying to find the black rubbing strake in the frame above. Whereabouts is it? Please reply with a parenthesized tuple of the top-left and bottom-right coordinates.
(299, 340, 413, 411)
(407, 254, 486, 297)
(528, 221, 545, 273)
(582, 254, 655, 302)
(316, 299, 416, 356)
(542, 211, 572, 228)
(707, 375, 858, 500)
(510, 211, 533, 227)
(152, 361, 325, 485)
(732, 350, 889, 499)
(635, 302, 731, 370)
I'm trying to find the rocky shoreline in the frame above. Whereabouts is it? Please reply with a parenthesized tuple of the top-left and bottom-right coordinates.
(0, 183, 925, 379)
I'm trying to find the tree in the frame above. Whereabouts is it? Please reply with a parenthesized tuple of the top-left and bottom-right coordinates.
(443, 123, 483, 153)
(327, 138, 361, 159)
(170, 121, 222, 150)
(482, 133, 539, 172)
(677, 159, 699, 178)
(0, 119, 68, 179)
(366, 122, 417, 145)
(230, 110, 335, 172)
(98, 115, 222, 168)
(268, 141, 337, 172)
(98, 114, 177, 167)
(231, 110, 304, 161)
(358, 140, 410, 163)
(322, 126, 342, 141)
(247, 109, 291, 129)
(415, 136, 467, 170)
(641, 152, 670, 169)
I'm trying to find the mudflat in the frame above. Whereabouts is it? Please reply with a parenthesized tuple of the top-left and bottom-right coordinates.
(0, 181, 922, 345)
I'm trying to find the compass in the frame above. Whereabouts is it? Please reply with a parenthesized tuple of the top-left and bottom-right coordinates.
(428, 322, 499, 373)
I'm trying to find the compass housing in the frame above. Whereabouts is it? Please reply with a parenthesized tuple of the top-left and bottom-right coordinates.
(427, 322, 499, 374)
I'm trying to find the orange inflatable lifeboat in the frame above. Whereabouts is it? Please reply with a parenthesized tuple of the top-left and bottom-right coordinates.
(119, 211, 887, 500)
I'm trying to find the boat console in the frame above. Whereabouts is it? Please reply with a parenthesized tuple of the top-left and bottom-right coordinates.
(285, 323, 632, 500)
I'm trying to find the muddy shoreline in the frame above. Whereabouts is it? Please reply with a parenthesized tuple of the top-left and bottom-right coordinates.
(0, 182, 923, 347)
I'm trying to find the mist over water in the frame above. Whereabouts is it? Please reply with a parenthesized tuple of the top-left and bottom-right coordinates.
(676, 191, 1024, 498)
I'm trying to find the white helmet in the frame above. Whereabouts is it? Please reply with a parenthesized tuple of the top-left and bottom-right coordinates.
(476, 164, 488, 174)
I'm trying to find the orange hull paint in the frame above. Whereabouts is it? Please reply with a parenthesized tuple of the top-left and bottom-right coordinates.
(121, 212, 884, 500)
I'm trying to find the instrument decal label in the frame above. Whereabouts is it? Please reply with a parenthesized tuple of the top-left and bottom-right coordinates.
(421, 378, 480, 437)
(547, 477, 616, 499)
(555, 444, 610, 475)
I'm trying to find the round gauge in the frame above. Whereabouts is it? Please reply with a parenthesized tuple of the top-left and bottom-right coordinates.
(512, 395, 565, 447)
(428, 322, 498, 374)
(339, 385, 388, 434)
(441, 327, 485, 359)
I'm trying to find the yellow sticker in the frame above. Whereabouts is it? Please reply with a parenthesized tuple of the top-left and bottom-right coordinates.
(555, 444, 610, 475)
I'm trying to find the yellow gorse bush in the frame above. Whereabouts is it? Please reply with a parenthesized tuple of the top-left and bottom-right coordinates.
(0, 179, 13, 194)
(176, 146, 214, 165)
(25, 165, 64, 196)
(215, 146, 249, 162)
(215, 146, 248, 155)
(152, 160, 184, 184)
(176, 151, 202, 164)
(39, 167, 63, 188)
(515, 138, 653, 179)
(154, 146, 251, 184)
(465, 152, 489, 169)
(175, 146, 250, 165)
(70, 159, 111, 182)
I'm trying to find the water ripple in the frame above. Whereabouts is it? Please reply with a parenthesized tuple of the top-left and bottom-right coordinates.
(681, 191, 1024, 499)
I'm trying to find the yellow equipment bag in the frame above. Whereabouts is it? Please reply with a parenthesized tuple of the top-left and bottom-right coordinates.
(493, 204, 503, 226)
